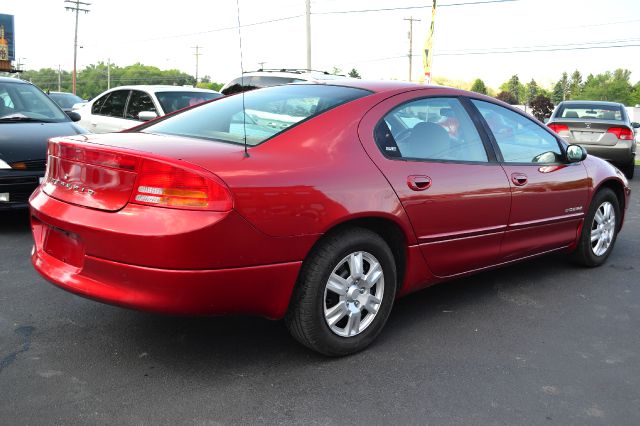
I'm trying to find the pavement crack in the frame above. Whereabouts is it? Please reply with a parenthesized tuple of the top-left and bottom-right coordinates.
(0, 325, 35, 374)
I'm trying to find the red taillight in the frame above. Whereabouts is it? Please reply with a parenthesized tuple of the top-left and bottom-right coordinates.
(50, 141, 138, 170)
(607, 127, 634, 140)
(548, 123, 569, 133)
(131, 159, 232, 211)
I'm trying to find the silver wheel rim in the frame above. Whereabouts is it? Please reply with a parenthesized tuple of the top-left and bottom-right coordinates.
(323, 251, 385, 338)
(591, 201, 616, 257)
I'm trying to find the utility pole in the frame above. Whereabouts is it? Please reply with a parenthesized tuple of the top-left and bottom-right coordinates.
(404, 17, 420, 82)
(107, 58, 111, 89)
(192, 45, 203, 86)
(58, 65, 61, 91)
(65, 0, 91, 95)
(305, 0, 311, 70)
(258, 61, 266, 70)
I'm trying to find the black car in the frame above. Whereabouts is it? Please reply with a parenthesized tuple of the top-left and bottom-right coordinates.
(0, 77, 87, 209)
(47, 91, 86, 113)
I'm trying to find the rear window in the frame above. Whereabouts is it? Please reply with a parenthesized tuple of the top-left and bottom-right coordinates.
(556, 103, 623, 121)
(156, 91, 222, 114)
(143, 85, 371, 146)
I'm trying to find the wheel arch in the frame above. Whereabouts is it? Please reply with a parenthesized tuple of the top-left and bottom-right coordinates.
(593, 178, 626, 230)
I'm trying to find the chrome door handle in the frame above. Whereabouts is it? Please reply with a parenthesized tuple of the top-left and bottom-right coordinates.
(511, 173, 528, 186)
(407, 175, 432, 191)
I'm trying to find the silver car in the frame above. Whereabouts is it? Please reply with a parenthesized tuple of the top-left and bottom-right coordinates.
(547, 100, 638, 178)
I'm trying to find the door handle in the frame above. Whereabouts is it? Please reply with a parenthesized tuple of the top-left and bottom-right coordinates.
(407, 175, 432, 191)
(511, 173, 528, 186)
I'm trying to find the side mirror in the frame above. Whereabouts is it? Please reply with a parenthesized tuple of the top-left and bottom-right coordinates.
(566, 144, 587, 163)
(631, 122, 640, 129)
(66, 111, 82, 122)
(138, 111, 158, 122)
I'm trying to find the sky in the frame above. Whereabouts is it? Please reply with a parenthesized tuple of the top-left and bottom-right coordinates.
(2, 0, 640, 89)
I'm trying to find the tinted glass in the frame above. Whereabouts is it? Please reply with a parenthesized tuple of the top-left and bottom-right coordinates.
(144, 84, 371, 146)
(556, 103, 623, 121)
(0, 82, 68, 121)
(251, 76, 305, 88)
(91, 93, 110, 114)
(49, 93, 84, 109)
(126, 90, 157, 120)
(99, 90, 129, 118)
(375, 97, 487, 162)
(155, 91, 222, 114)
(472, 100, 562, 164)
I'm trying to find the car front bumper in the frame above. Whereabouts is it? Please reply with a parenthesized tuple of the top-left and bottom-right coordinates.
(0, 170, 43, 210)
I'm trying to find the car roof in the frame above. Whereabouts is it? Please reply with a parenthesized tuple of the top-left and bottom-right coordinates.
(0, 76, 30, 84)
(559, 100, 624, 107)
(104, 85, 220, 94)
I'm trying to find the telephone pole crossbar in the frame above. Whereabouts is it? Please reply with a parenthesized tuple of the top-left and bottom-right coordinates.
(64, 0, 91, 95)
(192, 45, 203, 86)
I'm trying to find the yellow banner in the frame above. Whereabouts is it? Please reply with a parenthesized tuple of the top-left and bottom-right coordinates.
(423, 0, 437, 84)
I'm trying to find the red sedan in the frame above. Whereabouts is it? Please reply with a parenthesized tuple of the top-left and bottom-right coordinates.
(29, 81, 630, 355)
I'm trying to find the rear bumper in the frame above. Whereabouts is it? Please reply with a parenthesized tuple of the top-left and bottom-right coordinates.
(31, 246, 301, 319)
(29, 187, 316, 318)
(579, 139, 635, 165)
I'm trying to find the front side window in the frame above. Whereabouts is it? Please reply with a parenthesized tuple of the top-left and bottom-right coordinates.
(375, 97, 488, 162)
(155, 91, 221, 114)
(98, 90, 129, 118)
(126, 90, 157, 120)
(472, 100, 562, 164)
(0, 82, 67, 121)
(91, 93, 109, 115)
(143, 84, 371, 146)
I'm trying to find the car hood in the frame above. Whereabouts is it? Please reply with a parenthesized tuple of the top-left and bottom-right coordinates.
(0, 122, 87, 163)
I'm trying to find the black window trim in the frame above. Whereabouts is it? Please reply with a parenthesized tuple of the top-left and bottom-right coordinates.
(373, 94, 498, 165)
(465, 96, 571, 166)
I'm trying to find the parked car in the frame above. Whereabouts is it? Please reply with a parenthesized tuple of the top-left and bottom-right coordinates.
(47, 91, 86, 112)
(30, 81, 629, 355)
(547, 100, 638, 178)
(76, 85, 222, 133)
(220, 68, 347, 96)
(0, 77, 87, 210)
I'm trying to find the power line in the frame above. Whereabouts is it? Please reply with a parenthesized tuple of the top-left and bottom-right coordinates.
(440, 37, 640, 55)
(435, 43, 640, 56)
(312, 0, 519, 15)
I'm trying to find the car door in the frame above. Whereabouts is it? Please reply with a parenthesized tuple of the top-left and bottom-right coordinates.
(469, 99, 590, 260)
(359, 90, 511, 277)
(88, 89, 131, 133)
(125, 90, 158, 125)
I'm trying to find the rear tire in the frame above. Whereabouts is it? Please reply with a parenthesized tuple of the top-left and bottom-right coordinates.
(571, 188, 620, 267)
(285, 228, 397, 356)
(621, 159, 635, 179)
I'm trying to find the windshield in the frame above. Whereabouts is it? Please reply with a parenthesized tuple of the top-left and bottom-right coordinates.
(143, 84, 371, 146)
(556, 103, 624, 121)
(49, 92, 84, 109)
(156, 91, 223, 114)
(0, 81, 68, 122)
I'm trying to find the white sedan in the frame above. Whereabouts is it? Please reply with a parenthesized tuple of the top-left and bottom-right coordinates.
(76, 85, 222, 133)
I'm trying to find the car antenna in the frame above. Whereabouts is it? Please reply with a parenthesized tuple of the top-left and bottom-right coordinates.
(235, 0, 249, 158)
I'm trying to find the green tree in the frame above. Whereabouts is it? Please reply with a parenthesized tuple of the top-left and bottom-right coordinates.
(525, 79, 539, 104)
(507, 74, 521, 103)
(577, 69, 634, 104)
(331, 66, 342, 76)
(470, 78, 488, 95)
(570, 70, 583, 99)
(559, 72, 570, 100)
(348, 68, 361, 78)
(552, 81, 563, 103)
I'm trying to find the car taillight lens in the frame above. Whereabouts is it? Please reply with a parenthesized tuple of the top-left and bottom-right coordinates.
(548, 123, 569, 133)
(607, 127, 634, 140)
(50, 141, 138, 170)
(131, 159, 232, 211)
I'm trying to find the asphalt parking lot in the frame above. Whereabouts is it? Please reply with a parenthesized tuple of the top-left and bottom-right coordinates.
(1, 174, 638, 425)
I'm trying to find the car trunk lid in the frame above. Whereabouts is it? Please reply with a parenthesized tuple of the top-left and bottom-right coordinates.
(550, 119, 631, 146)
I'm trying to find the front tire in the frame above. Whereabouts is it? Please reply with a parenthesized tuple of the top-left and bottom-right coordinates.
(285, 228, 397, 356)
(572, 188, 620, 267)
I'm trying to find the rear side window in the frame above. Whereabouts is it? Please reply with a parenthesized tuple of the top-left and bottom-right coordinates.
(556, 103, 623, 121)
(155, 91, 221, 114)
(97, 90, 129, 118)
(375, 97, 488, 162)
(144, 84, 371, 146)
(472, 100, 562, 164)
(126, 90, 157, 120)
